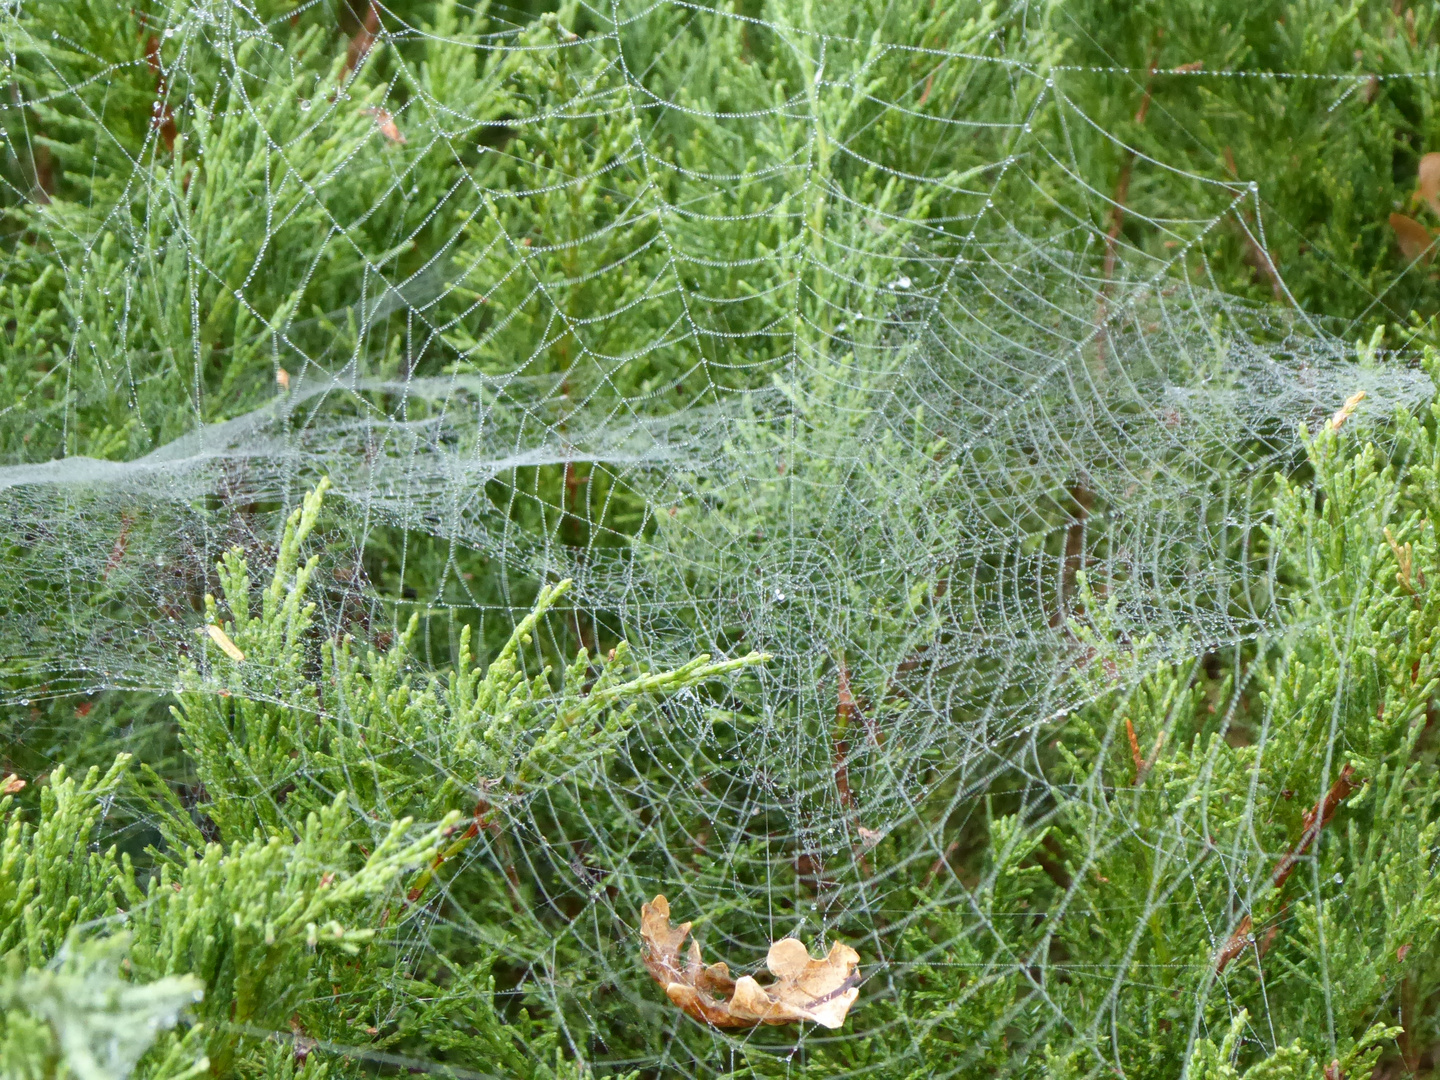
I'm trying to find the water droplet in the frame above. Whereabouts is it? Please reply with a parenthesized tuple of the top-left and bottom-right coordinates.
(299, 99, 312, 112)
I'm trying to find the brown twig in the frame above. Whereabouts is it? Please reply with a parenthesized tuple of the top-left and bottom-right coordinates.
(144, 35, 177, 152)
(343, 1, 381, 79)
(1222, 147, 1286, 301)
(1216, 767, 1358, 974)
(1214, 913, 1253, 974)
(1270, 764, 1357, 891)
(1051, 482, 1095, 628)
(922, 839, 960, 889)
(1125, 724, 1167, 785)
(834, 663, 857, 808)
(1094, 55, 1157, 374)
(1125, 718, 1144, 783)
(405, 795, 517, 903)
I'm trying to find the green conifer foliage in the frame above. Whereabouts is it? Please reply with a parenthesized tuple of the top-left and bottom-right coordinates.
(4, 2, 1440, 1078)
(1, 480, 764, 1077)
(9, 390, 1440, 1075)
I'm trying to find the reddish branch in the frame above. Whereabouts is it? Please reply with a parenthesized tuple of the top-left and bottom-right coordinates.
(1051, 482, 1094, 629)
(1214, 905, 1286, 975)
(1270, 764, 1357, 891)
(833, 664, 856, 808)
(1123, 717, 1167, 784)
(1095, 59, 1156, 374)
(144, 36, 177, 152)
(405, 796, 516, 903)
(1125, 718, 1143, 781)
(344, 2, 381, 79)
(1214, 914, 1253, 974)
(1215, 767, 1357, 974)
(1222, 147, 1285, 301)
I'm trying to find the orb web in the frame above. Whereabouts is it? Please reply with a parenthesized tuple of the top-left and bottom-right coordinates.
(0, 1, 1432, 1076)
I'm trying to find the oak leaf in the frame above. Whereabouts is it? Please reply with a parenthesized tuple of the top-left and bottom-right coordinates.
(640, 895, 859, 1029)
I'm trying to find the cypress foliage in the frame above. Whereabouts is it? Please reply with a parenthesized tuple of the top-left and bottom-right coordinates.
(3, 2, 1440, 1078)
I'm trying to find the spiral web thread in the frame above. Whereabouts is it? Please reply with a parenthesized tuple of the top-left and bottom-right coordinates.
(0, 1, 1435, 1075)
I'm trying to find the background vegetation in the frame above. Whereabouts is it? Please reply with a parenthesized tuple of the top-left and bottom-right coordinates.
(2, 1, 1440, 1077)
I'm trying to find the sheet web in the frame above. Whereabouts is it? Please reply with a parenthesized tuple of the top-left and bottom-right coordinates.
(0, 0, 1435, 1075)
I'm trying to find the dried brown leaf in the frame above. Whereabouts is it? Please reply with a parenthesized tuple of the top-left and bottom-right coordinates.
(639, 895, 859, 1030)
(730, 938, 861, 1028)
(203, 623, 245, 663)
(1390, 212, 1435, 264)
(1, 774, 25, 796)
(1330, 390, 1366, 430)
(363, 107, 406, 144)
(1417, 152, 1440, 218)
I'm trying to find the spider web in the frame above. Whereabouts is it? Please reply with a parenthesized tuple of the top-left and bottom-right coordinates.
(0, 0, 1434, 1076)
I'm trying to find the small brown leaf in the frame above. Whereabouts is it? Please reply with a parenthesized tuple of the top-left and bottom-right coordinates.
(640, 894, 859, 1030)
(1390, 212, 1435, 264)
(363, 107, 406, 144)
(202, 623, 245, 663)
(1417, 152, 1440, 218)
(1, 774, 25, 796)
(1397, 942, 1412, 961)
(1171, 61, 1204, 73)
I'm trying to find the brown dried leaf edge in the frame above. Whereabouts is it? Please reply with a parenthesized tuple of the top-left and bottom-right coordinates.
(640, 895, 860, 1029)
